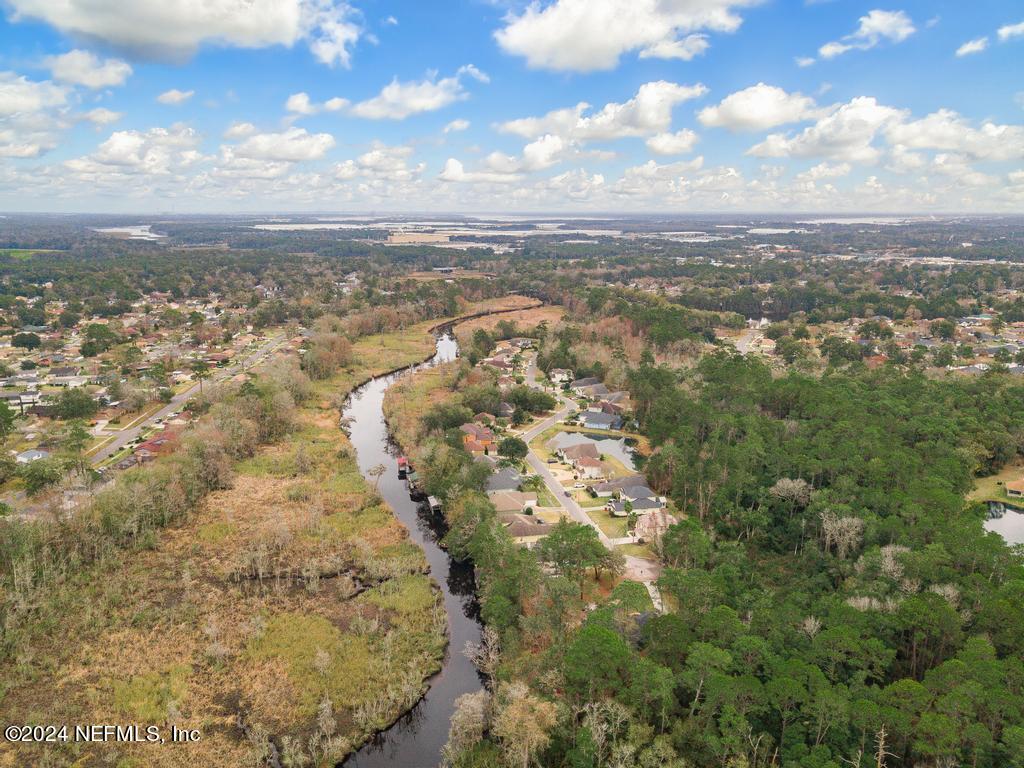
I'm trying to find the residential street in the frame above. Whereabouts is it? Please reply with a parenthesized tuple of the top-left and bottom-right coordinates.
(90, 333, 287, 466)
(521, 354, 663, 610)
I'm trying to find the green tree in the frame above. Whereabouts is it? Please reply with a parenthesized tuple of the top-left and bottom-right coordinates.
(12, 332, 40, 350)
(498, 436, 528, 460)
(0, 401, 15, 441)
(55, 388, 98, 420)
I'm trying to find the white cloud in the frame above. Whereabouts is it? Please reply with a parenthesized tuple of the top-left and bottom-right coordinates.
(494, 0, 757, 72)
(646, 129, 699, 155)
(0, 72, 70, 157)
(223, 121, 257, 139)
(384, 15, 398, 25)
(931, 153, 995, 187)
(997, 20, 1024, 41)
(698, 83, 819, 131)
(886, 144, 926, 173)
(83, 108, 123, 126)
(439, 158, 521, 183)
(324, 97, 349, 111)
(795, 56, 816, 67)
(749, 96, 906, 163)
(334, 142, 424, 182)
(7, 0, 363, 67)
(44, 50, 132, 88)
(157, 88, 194, 105)
(0, 71, 66, 116)
(444, 119, 470, 133)
(955, 37, 988, 57)
(484, 134, 568, 174)
(795, 161, 851, 181)
(498, 81, 707, 141)
(349, 66, 487, 120)
(818, 9, 915, 59)
(885, 109, 1024, 162)
(65, 124, 202, 177)
(638, 34, 709, 61)
(286, 92, 318, 115)
(234, 127, 335, 161)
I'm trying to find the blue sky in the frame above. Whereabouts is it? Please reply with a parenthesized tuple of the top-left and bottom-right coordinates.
(0, 0, 1022, 213)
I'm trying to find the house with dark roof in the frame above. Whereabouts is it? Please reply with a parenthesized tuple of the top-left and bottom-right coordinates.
(487, 466, 523, 493)
(579, 411, 621, 430)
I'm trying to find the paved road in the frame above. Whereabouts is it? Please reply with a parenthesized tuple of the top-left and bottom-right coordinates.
(520, 354, 664, 610)
(91, 333, 286, 466)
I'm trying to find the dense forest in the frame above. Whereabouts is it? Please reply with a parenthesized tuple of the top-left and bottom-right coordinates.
(404, 303, 1024, 768)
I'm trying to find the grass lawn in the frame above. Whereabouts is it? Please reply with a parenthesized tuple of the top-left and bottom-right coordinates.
(596, 513, 629, 539)
(968, 461, 1024, 503)
(617, 542, 655, 559)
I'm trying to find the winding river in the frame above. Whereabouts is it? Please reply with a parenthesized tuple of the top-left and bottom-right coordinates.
(341, 332, 484, 768)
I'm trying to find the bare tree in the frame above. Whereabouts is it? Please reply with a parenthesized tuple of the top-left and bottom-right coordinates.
(368, 463, 386, 491)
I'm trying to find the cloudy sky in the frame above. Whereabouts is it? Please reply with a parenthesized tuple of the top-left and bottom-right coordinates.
(0, 0, 1022, 213)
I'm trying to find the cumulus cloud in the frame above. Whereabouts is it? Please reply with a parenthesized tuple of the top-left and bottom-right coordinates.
(334, 142, 424, 182)
(233, 126, 335, 161)
(223, 121, 257, 139)
(997, 20, 1024, 41)
(494, 0, 757, 72)
(349, 65, 487, 120)
(285, 92, 349, 115)
(498, 81, 707, 142)
(6, 0, 363, 67)
(82, 108, 123, 126)
(65, 124, 202, 178)
(0, 72, 69, 157)
(637, 34, 710, 61)
(818, 9, 915, 59)
(439, 158, 522, 183)
(646, 129, 699, 155)
(44, 50, 132, 88)
(0, 71, 66, 116)
(885, 109, 1024, 162)
(698, 83, 820, 131)
(955, 37, 988, 57)
(444, 119, 470, 133)
(795, 161, 851, 181)
(157, 88, 194, 105)
(748, 96, 906, 163)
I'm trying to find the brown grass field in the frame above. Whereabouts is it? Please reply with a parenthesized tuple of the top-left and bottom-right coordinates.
(0, 323, 455, 768)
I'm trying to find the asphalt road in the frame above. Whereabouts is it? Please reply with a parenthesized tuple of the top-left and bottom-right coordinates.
(90, 333, 286, 466)
(520, 355, 663, 609)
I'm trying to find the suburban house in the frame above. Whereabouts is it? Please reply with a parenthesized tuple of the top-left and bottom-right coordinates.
(579, 411, 621, 430)
(607, 496, 665, 517)
(549, 368, 574, 384)
(500, 514, 550, 547)
(460, 423, 496, 453)
(575, 456, 607, 480)
(1006, 479, 1024, 498)
(487, 466, 523, 493)
(557, 442, 600, 464)
(589, 475, 649, 498)
(569, 376, 600, 395)
(488, 490, 538, 514)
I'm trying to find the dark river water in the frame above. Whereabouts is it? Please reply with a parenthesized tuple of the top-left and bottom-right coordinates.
(341, 332, 484, 768)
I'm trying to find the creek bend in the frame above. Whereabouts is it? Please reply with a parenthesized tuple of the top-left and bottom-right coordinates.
(340, 331, 483, 768)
